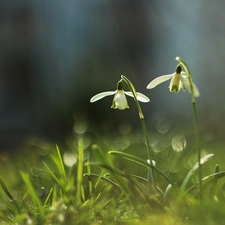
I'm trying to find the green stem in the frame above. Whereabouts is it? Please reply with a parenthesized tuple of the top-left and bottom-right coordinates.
(192, 101, 201, 198)
(176, 57, 202, 199)
(121, 75, 155, 190)
(76, 138, 84, 205)
(141, 117, 155, 190)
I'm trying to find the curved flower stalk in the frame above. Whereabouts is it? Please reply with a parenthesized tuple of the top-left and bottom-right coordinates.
(90, 79, 150, 110)
(175, 56, 202, 199)
(147, 65, 200, 97)
(121, 75, 156, 191)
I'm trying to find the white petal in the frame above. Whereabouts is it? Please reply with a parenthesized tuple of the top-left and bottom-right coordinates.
(90, 91, 115, 103)
(147, 74, 174, 89)
(169, 73, 181, 92)
(181, 76, 200, 97)
(125, 91, 150, 102)
(113, 91, 128, 110)
(181, 71, 187, 76)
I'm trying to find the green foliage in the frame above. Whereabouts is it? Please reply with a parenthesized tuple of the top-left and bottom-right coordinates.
(0, 57, 225, 224)
(0, 137, 224, 225)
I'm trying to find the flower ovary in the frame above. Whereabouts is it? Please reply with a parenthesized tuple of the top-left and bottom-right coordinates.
(176, 65, 182, 74)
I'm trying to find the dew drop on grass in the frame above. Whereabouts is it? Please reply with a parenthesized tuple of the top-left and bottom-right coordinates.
(38, 187, 47, 197)
(147, 159, 156, 167)
(172, 135, 186, 152)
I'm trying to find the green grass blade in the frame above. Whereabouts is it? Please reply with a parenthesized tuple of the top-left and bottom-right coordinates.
(92, 145, 139, 194)
(92, 163, 157, 202)
(56, 145, 67, 185)
(163, 184, 172, 206)
(184, 171, 225, 195)
(86, 158, 93, 197)
(91, 147, 144, 200)
(108, 150, 175, 187)
(208, 164, 220, 196)
(81, 185, 85, 202)
(42, 161, 63, 188)
(76, 138, 84, 205)
(0, 211, 14, 223)
(0, 176, 20, 213)
(83, 173, 119, 188)
(181, 154, 214, 190)
(43, 187, 53, 206)
(0, 176, 14, 202)
(20, 171, 44, 216)
(93, 184, 107, 204)
(93, 169, 106, 190)
(92, 144, 111, 165)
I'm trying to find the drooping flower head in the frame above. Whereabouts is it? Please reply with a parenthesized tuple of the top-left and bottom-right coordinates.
(90, 79, 150, 110)
(111, 80, 129, 110)
(147, 64, 200, 97)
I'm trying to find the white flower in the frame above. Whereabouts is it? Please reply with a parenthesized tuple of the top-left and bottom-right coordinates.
(147, 65, 200, 97)
(90, 80, 150, 110)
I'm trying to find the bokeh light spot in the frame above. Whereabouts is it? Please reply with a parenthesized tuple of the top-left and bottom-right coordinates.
(63, 151, 77, 167)
(172, 135, 186, 152)
(73, 121, 88, 134)
(156, 118, 170, 134)
(118, 122, 132, 134)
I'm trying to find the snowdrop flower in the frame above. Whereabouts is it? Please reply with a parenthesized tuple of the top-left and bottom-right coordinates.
(90, 80, 150, 110)
(147, 65, 200, 97)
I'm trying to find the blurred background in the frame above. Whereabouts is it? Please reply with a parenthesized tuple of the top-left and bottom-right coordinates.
(0, 0, 225, 150)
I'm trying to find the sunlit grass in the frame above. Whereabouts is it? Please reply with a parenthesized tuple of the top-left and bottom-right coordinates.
(0, 130, 225, 225)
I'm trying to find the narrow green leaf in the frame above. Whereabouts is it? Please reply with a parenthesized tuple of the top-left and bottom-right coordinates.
(108, 150, 175, 187)
(93, 169, 106, 190)
(83, 173, 119, 188)
(86, 158, 93, 197)
(0, 176, 20, 213)
(43, 187, 53, 206)
(0, 176, 15, 202)
(92, 144, 110, 165)
(163, 184, 172, 206)
(42, 161, 63, 188)
(56, 145, 67, 185)
(76, 138, 84, 204)
(20, 171, 44, 216)
(185, 171, 225, 195)
(181, 154, 214, 190)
